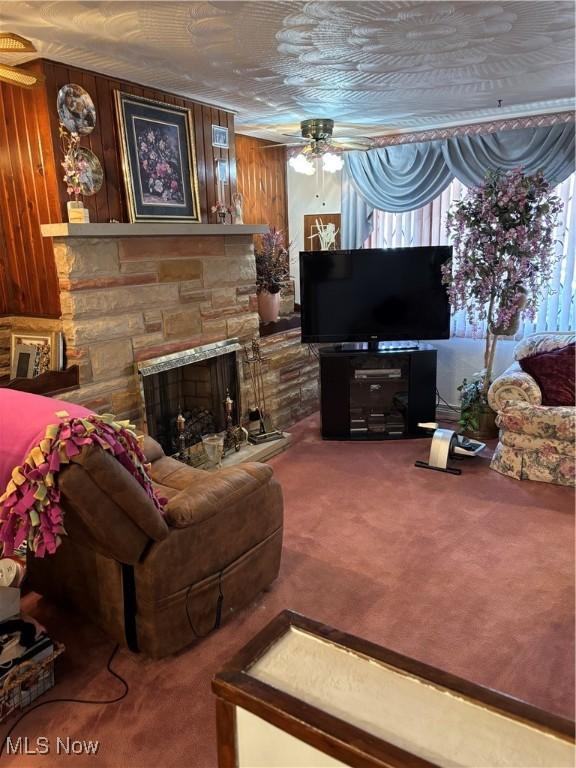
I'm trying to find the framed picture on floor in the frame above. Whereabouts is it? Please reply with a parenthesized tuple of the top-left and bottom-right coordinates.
(115, 91, 201, 222)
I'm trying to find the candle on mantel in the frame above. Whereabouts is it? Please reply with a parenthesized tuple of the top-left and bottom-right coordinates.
(217, 177, 225, 214)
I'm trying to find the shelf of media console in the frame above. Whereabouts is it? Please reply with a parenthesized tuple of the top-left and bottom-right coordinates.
(318, 344, 437, 441)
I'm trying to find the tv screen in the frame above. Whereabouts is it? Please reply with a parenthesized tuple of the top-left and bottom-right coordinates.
(300, 246, 452, 343)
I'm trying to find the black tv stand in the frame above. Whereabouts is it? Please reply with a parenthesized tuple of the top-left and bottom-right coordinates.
(319, 344, 437, 440)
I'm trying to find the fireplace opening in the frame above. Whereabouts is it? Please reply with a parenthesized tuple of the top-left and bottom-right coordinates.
(138, 340, 241, 457)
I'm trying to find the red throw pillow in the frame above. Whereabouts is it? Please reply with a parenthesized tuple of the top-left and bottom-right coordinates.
(519, 342, 575, 406)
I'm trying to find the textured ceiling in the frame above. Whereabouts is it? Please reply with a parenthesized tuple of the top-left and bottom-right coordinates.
(0, 1, 574, 139)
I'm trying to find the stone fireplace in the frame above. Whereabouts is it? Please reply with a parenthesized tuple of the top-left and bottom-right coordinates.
(138, 338, 241, 456)
(39, 223, 320, 435)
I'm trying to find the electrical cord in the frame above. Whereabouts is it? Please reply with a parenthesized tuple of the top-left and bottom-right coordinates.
(436, 388, 460, 412)
(0, 643, 129, 758)
(2, 571, 227, 756)
(185, 569, 225, 639)
(307, 344, 319, 359)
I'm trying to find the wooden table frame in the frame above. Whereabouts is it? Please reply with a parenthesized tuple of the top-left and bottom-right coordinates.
(212, 610, 575, 768)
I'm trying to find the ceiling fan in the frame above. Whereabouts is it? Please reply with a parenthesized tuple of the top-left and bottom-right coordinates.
(263, 118, 374, 174)
(0, 33, 45, 88)
(277, 118, 374, 153)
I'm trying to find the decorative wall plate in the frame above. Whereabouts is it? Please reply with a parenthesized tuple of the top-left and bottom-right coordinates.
(57, 83, 96, 134)
(75, 148, 103, 195)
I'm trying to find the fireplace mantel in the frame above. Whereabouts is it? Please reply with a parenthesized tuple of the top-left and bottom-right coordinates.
(42, 217, 318, 432)
(40, 223, 268, 238)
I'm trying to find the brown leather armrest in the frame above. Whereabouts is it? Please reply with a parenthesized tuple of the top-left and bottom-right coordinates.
(69, 444, 169, 542)
(59, 464, 151, 564)
(142, 435, 165, 463)
(165, 462, 274, 528)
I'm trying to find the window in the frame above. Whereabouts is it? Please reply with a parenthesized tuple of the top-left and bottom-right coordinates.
(366, 174, 575, 338)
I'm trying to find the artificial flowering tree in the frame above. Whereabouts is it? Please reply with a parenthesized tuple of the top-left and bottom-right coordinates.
(60, 125, 89, 215)
(443, 168, 563, 434)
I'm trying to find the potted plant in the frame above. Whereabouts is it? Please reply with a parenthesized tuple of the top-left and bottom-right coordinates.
(255, 227, 290, 323)
(60, 125, 89, 222)
(443, 167, 562, 438)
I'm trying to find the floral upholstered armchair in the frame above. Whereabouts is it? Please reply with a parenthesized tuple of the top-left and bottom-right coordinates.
(488, 333, 575, 486)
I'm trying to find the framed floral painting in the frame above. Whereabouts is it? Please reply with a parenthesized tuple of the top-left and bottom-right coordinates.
(114, 92, 201, 222)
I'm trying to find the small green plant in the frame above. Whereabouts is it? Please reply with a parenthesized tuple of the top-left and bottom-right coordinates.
(457, 376, 486, 433)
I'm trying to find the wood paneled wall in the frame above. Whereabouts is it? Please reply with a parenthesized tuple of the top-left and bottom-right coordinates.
(0, 61, 61, 316)
(41, 60, 237, 225)
(235, 134, 288, 237)
(0, 58, 238, 317)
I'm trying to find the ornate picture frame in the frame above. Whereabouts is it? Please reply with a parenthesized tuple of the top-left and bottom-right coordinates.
(115, 92, 201, 223)
(10, 330, 63, 379)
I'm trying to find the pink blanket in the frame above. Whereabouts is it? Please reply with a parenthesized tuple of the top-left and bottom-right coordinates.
(0, 390, 164, 557)
(0, 390, 91, 493)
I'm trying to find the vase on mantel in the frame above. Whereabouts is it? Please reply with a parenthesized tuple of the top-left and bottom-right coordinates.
(67, 200, 89, 224)
(258, 291, 281, 323)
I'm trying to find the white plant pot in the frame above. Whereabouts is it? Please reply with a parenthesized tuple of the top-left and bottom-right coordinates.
(67, 200, 89, 223)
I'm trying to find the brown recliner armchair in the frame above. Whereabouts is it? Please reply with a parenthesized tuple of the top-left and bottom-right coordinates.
(27, 436, 283, 658)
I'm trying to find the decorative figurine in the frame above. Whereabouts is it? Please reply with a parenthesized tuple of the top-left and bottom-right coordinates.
(231, 192, 244, 225)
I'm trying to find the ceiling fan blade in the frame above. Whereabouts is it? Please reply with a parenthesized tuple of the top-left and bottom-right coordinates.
(258, 142, 302, 150)
(334, 145, 373, 152)
(332, 136, 374, 145)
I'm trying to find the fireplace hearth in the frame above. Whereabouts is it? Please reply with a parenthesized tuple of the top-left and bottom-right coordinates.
(138, 339, 241, 457)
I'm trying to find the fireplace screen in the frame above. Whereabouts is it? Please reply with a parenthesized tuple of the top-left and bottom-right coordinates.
(138, 340, 241, 457)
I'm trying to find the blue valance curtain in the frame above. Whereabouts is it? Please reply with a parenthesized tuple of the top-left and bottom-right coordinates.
(342, 123, 576, 248)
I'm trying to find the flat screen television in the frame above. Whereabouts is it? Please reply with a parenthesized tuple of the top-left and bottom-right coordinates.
(300, 246, 452, 343)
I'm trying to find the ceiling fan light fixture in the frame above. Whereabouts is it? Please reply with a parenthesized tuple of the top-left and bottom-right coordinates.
(322, 152, 344, 173)
(0, 32, 36, 52)
(0, 62, 45, 89)
(289, 153, 315, 175)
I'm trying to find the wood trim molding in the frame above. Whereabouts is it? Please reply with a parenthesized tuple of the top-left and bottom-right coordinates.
(214, 672, 434, 768)
(215, 698, 237, 768)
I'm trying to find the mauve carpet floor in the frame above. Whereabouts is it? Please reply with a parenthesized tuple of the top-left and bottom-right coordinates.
(3, 413, 574, 767)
